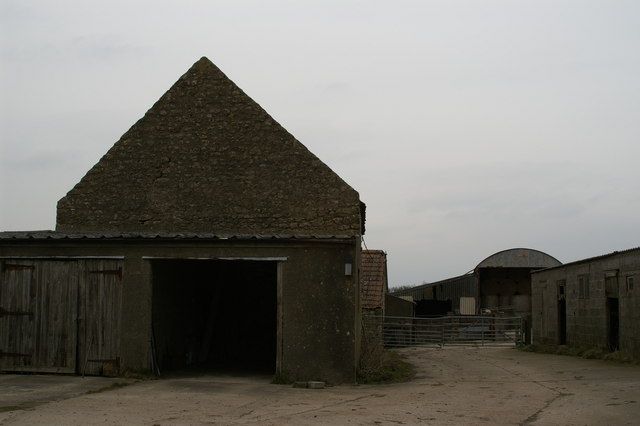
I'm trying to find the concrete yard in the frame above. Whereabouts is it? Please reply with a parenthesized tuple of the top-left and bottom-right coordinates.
(1, 346, 639, 425)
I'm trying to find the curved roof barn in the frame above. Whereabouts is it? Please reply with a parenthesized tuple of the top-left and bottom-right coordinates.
(475, 248, 561, 270)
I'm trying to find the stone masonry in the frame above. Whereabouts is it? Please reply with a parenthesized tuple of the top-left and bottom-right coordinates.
(56, 57, 364, 235)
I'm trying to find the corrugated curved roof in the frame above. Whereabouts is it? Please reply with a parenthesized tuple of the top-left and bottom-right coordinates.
(475, 248, 561, 270)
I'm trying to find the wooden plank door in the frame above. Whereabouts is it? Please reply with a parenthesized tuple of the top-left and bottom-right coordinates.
(1, 260, 78, 373)
(0, 261, 36, 371)
(78, 259, 123, 376)
(31, 261, 79, 373)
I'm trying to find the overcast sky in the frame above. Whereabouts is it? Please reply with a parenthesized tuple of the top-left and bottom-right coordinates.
(1, 0, 639, 287)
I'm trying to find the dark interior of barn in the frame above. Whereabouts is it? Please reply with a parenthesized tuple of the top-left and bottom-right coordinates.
(478, 267, 533, 315)
(478, 268, 533, 297)
(151, 259, 277, 375)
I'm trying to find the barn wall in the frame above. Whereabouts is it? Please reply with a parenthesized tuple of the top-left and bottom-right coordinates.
(0, 237, 360, 383)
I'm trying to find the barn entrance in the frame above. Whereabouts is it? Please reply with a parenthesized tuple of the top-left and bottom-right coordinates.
(150, 259, 278, 375)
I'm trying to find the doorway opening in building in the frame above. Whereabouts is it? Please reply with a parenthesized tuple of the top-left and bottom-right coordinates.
(151, 259, 278, 375)
(607, 297, 619, 352)
(557, 281, 567, 345)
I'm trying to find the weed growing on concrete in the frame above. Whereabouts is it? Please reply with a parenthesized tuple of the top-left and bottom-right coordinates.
(0, 406, 23, 413)
(120, 369, 157, 380)
(358, 350, 414, 384)
(519, 344, 640, 365)
(85, 382, 131, 394)
(358, 318, 414, 384)
(271, 373, 294, 385)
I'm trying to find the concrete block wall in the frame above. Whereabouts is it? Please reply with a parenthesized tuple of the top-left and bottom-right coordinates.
(532, 248, 640, 357)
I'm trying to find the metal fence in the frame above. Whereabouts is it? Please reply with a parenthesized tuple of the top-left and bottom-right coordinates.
(363, 315, 524, 348)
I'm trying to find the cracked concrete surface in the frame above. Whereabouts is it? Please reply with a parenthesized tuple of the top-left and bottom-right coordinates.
(1, 346, 639, 425)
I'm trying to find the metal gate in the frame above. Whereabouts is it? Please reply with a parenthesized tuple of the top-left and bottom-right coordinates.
(363, 315, 524, 348)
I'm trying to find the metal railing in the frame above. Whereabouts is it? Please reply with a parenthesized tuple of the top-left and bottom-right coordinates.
(363, 315, 524, 348)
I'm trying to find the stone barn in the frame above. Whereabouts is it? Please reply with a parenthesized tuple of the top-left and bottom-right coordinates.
(0, 57, 365, 383)
(532, 247, 640, 357)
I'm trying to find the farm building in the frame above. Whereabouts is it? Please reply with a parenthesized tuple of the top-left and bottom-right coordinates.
(392, 248, 561, 318)
(0, 57, 365, 383)
(476, 248, 561, 317)
(531, 247, 640, 357)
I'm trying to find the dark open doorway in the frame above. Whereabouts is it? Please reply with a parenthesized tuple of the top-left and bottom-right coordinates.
(151, 259, 278, 375)
(607, 297, 619, 352)
(557, 281, 567, 345)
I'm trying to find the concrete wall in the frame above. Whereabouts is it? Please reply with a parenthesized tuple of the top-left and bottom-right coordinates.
(0, 236, 360, 383)
(532, 248, 640, 356)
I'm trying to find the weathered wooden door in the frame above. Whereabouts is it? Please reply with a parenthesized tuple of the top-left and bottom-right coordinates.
(1, 258, 122, 375)
(33, 261, 79, 372)
(0, 260, 78, 373)
(0, 261, 36, 370)
(78, 259, 123, 376)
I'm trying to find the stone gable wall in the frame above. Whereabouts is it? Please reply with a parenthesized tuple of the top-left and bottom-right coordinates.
(57, 58, 363, 235)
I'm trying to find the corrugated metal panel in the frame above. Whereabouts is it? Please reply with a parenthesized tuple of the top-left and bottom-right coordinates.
(459, 297, 476, 315)
(432, 275, 478, 312)
(392, 274, 478, 313)
(531, 246, 640, 273)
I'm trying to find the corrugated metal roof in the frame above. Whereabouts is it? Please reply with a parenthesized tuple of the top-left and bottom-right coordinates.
(390, 273, 477, 311)
(475, 248, 561, 270)
(391, 273, 473, 295)
(531, 246, 640, 274)
(361, 250, 387, 310)
(0, 231, 353, 241)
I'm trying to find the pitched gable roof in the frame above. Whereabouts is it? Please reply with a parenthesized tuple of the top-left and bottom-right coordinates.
(57, 57, 363, 236)
(361, 250, 388, 310)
